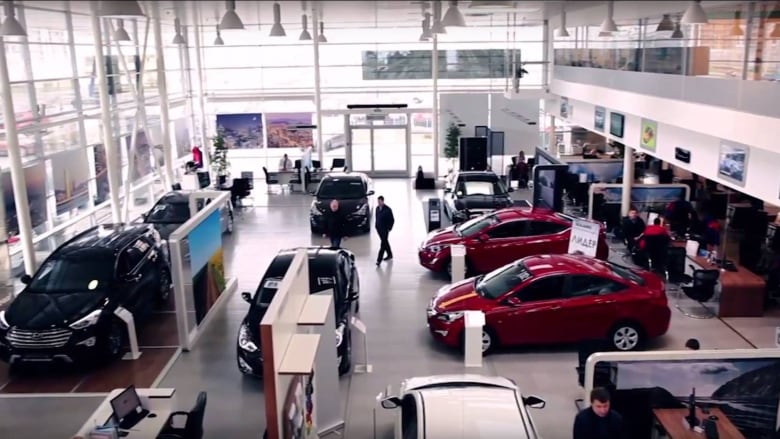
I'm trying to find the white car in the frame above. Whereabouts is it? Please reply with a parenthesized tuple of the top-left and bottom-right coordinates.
(381, 374, 545, 439)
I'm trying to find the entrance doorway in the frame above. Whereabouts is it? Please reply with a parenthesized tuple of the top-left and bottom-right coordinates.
(345, 115, 410, 177)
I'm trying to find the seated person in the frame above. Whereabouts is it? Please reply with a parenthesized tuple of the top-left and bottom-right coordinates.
(278, 154, 293, 171)
(582, 144, 599, 159)
(621, 208, 645, 252)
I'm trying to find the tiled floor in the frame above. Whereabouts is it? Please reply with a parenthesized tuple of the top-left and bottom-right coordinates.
(0, 178, 777, 439)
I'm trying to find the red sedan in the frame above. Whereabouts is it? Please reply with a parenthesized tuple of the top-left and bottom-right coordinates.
(418, 208, 609, 276)
(426, 254, 670, 353)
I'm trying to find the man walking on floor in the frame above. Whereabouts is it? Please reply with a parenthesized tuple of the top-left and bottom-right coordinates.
(323, 199, 346, 248)
(375, 195, 395, 266)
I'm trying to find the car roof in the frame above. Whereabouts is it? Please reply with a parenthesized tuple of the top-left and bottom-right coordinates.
(322, 172, 366, 181)
(456, 171, 500, 180)
(418, 386, 531, 438)
(157, 191, 192, 204)
(58, 223, 153, 258)
(493, 207, 570, 223)
(263, 247, 349, 279)
(521, 254, 612, 278)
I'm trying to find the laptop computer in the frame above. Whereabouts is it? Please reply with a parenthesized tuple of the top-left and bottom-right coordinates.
(109, 385, 150, 430)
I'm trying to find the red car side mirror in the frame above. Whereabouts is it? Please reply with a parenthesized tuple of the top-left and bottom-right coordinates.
(478, 234, 489, 242)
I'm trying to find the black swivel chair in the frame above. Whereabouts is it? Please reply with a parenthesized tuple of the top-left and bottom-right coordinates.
(230, 178, 252, 207)
(294, 159, 302, 170)
(158, 391, 207, 439)
(240, 171, 255, 190)
(331, 158, 346, 171)
(262, 167, 280, 193)
(677, 266, 719, 319)
(312, 160, 321, 170)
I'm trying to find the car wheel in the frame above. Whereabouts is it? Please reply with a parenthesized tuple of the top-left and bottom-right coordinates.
(481, 327, 498, 355)
(609, 322, 643, 351)
(338, 330, 352, 376)
(157, 268, 172, 305)
(101, 319, 125, 360)
(225, 214, 234, 234)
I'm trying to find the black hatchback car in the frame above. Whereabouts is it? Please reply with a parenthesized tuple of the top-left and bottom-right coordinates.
(444, 171, 514, 223)
(0, 224, 171, 366)
(237, 247, 360, 377)
(309, 172, 374, 234)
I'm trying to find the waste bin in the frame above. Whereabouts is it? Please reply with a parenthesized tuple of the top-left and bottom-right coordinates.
(427, 198, 441, 232)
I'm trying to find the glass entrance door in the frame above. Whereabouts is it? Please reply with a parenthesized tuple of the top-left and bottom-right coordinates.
(347, 123, 410, 177)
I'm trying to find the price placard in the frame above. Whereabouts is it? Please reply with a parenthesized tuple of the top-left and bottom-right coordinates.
(568, 218, 601, 257)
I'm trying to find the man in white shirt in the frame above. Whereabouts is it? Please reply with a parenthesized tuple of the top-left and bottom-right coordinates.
(279, 154, 293, 171)
(301, 145, 313, 170)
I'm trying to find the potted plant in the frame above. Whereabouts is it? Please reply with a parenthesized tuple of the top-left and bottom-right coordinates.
(210, 132, 230, 186)
(444, 122, 462, 174)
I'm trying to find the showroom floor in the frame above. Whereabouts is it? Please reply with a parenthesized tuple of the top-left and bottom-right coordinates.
(1, 178, 778, 439)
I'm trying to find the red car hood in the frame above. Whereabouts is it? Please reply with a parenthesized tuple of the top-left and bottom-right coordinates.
(432, 277, 493, 312)
(423, 226, 462, 247)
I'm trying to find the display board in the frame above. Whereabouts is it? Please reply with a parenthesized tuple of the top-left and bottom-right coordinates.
(52, 148, 91, 214)
(266, 113, 313, 148)
(568, 218, 601, 257)
(216, 113, 264, 149)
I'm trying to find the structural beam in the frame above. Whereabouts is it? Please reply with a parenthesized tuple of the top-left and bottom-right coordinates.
(191, 1, 209, 165)
(312, 3, 324, 165)
(151, 1, 174, 188)
(621, 145, 635, 216)
(432, 34, 439, 177)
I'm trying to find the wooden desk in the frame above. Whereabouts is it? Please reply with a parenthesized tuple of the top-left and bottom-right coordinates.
(671, 241, 766, 317)
(653, 408, 745, 439)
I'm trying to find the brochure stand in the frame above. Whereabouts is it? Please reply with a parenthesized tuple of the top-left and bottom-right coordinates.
(463, 310, 485, 368)
(450, 244, 467, 282)
(351, 316, 372, 374)
(114, 306, 141, 361)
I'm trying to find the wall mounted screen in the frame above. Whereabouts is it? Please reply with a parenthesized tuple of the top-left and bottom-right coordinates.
(594, 106, 606, 132)
(361, 49, 507, 80)
(216, 113, 264, 149)
(609, 112, 625, 138)
(718, 141, 749, 186)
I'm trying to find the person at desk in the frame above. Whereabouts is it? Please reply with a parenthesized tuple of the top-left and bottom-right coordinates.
(622, 208, 645, 253)
(636, 218, 670, 250)
(573, 387, 626, 439)
(582, 144, 599, 159)
(279, 153, 293, 171)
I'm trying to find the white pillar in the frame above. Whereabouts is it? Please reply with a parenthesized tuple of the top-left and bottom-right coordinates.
(621, 145, 635, 216)
(0, 40, 35, 276)
(432, 34, 440, 177)
(191, 2, 209, 165)
(312, 3, 324, 165)
(89, 3, 122, 223)
(151, 2, 174, 187)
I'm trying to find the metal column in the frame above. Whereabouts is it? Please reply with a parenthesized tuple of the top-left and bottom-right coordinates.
(432, 34, 439, 177)
(191, 1, 209, 162)
(89, 2, 122, 223)
(621, 145, 635, 216)
(0, 40, 35, 276)
(312, 2, 324, 165)
(151, 2, 174, 188)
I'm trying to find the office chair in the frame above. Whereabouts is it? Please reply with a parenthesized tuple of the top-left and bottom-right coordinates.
(240, 171, 255, 190)
(294, 159, 302, 170)
(676, 266, 719, 319)
(230, 178, 253, 207)
(331, 158, 345, 170)
(158, 391, 207, 439)
(312, 160, 321, 170)
(262, 167, 280, 193)
(171, 183, 182, 191)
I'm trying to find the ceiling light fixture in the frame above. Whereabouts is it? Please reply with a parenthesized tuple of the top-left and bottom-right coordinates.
(219, 0, 244, 30)
(1, 0, 26, 37)
(600, 0, 618, 33)
(270, 2, 286, 36)
(671, 17, 684, 38)
(299, 14, 311, 40)
(681, 0, 708, 25)
(214, 25, 224, 45)
(98, 0, 145, 17)
(172, 18, 185, 45)
(656, 14, 674, 32)
(730, 10, 743, 37)
(441, 0, 466, 27)
(318, 21, 327, 43)
(420, 12, 433, 41)
(113, 19, 131, 41)
(556, 3, 570, 38)
(432, 0, 447, 34)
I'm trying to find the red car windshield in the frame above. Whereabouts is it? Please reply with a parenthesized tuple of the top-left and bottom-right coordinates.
(455, 213, 500, 237)
(605, 262, 645, 286)
(476, 262, 534, 299)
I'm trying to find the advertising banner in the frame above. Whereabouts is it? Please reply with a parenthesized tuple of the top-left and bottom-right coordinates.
(568, 218, 601, 257)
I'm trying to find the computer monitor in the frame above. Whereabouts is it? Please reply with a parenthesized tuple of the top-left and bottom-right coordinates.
(110, 385, 143, 424)
(196, 171, 211, 189)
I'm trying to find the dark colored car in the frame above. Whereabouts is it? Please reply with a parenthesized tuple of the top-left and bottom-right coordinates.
(309, 172, 374, 235)
(143, 190, 234, 241)
(444, 171, 514, 223)
(427, 254, 670, 353)
(418, 208, 609, 277)
(237, 247, 360, 377)
(0, 224, 172, 366)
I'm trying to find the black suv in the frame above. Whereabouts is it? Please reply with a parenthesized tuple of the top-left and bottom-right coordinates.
(0, 224, 171, 366)
(444, 171, 514, 223)
(143, 190, 234, 241)
(309, 173, 374, 234)
(237, 247, 360, 377)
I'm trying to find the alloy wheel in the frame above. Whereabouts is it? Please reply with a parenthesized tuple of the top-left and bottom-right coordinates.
(159, 270, 172, 302)
(612, 326, 639, 350)
(481, 330, 492, 353)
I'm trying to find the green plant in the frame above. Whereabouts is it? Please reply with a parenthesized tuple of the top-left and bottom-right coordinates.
(444, 122, 461, 159)
(210, 132, 230, 176)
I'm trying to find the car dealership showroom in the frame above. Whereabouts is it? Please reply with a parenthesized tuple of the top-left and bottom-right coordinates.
(2, 0, 780, 438)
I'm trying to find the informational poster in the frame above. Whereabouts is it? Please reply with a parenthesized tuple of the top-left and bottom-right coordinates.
(568, 218, 601, 257)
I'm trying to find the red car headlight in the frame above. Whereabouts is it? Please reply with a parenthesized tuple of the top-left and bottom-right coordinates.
(436, 312, 464, 323)
(425, 244, 449, 253)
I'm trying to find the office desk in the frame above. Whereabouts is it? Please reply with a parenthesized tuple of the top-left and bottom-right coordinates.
(74, 388, 176, 438)
(672, 241, 766, 317)
(652, 408, 745, 439)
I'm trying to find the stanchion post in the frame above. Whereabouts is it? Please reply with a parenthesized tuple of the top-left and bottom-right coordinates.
(463, 310, 485, 368)
(114, 307, 142, 360)
(450, 244, 467, 282)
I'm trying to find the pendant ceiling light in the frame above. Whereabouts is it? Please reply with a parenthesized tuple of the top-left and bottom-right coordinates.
(441, 1, 466, 27)
(556, 3, 570, 38)
(299, 14, 311, 40)
(420, 13, 432, 41)
(681, 0, 708, 25)
(600, 0, 618, 33)
(431, 0, 447, 34)
(671, 18, 684, 39)
(172, 18, 186, 45)
(98, 0, 145, 17)
(656, 14, 674, 32)
(730, 10, 743, 37)
(214, 25, 224, 45)
(113, 18, 131, 41)
(220, 0, 244, 30)
(270, 2, 286, 37)
(318, 21, 327, 43)
(1, 0, 26, 37)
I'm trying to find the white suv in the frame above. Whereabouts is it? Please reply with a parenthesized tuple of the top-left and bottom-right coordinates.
(381, 374, 545, 439)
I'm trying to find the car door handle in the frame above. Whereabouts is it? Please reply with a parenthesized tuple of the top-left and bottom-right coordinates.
(595, 300, 615, 304)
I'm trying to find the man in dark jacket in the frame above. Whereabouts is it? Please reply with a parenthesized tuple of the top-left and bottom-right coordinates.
(573, 387, 625, 439)
(621, 208, 645, 253)
(323, 199, 346, 248)
(375, 195, 395, 266)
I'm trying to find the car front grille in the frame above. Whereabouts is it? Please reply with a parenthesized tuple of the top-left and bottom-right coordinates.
(7, 328, 72, 349)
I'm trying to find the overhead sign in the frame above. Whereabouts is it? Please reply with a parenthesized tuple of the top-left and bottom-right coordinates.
(568, 218, 601, 257)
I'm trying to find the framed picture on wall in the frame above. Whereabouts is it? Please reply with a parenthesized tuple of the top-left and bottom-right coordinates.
(594, 106, 606, 132)
(609, 112, 624, 138)
(560, 97, 570, 119)
(639, 119, 658, 152)
(718, 140, 749, 186)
